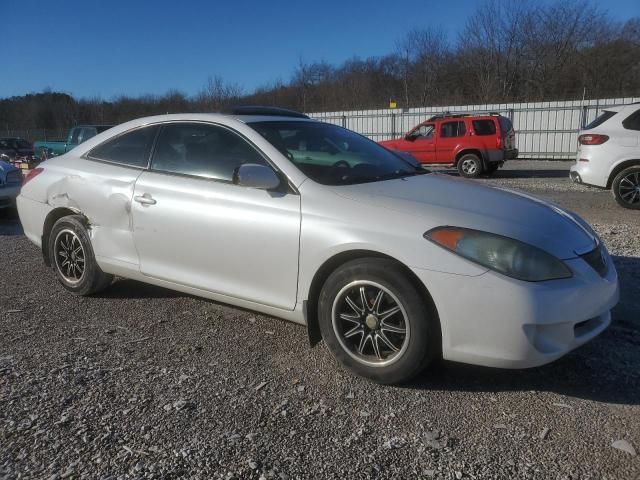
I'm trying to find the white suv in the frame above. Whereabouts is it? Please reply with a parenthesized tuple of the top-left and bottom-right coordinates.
(570, 103, 640, 209)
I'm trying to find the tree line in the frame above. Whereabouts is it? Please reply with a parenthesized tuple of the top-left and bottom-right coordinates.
(2, 0, 639, 137)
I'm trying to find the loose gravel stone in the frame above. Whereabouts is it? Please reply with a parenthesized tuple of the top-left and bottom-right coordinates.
(0, 161, 639, 479)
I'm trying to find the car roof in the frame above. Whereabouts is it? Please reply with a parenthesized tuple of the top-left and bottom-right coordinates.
(115, 113, 316, 129)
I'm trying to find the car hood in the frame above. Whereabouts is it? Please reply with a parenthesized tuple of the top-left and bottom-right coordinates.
(379, 139, 401, 149)
(332, 173, 597, 260)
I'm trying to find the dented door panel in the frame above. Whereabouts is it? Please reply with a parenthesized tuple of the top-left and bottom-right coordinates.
(41, 158, 143, 267)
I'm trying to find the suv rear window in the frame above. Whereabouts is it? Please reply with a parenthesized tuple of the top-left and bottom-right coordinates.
(472, 120, 496, 136)
(584, 111, 616, 130)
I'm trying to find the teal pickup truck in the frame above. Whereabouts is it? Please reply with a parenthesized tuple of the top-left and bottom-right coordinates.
(34, 125, 113, 160)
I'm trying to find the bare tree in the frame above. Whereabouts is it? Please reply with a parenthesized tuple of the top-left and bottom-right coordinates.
(196, 75, 244, 111)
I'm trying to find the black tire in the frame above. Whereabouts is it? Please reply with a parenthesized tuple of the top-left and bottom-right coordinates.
(48, 215, 113, 295)
(611, 166, 640, 210)
(457, 153, 483, 178)
(318, 258, 439, 384)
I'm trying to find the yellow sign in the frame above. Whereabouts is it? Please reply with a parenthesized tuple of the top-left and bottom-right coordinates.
(389, 101, 397, 109)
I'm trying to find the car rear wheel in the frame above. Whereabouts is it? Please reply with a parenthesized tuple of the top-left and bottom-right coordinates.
(49, 215, 113, 295)
(457, 153, 483, 178)
(612, 166, 640, 210)
(318, 258, 439, 384)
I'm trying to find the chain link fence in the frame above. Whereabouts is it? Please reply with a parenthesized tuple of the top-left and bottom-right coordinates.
(2, 128, 67, 143)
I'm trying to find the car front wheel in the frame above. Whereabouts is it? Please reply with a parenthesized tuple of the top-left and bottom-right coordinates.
(318, 258, 439, 384)
(612, 166, 640, 209)
(457, 153, 483, 178)
(49, 215, 113, 295)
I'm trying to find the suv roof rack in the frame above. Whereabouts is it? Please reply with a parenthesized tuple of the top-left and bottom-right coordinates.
(426, 111, 503, 121)
(224, 106, 310, 119)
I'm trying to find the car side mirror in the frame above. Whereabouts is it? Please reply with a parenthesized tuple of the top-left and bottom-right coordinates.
(405, 133, 417, 141)
(233, 163, 281, 190)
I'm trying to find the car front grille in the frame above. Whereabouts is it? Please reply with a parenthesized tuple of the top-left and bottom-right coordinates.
(581, 246, 608, 277)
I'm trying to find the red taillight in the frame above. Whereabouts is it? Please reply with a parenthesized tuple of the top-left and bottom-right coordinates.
(23, 167, 44, 185)
(578, 134, 609, 145)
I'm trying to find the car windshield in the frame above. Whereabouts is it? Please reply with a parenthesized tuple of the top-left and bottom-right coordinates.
(249, 121, 426, 185)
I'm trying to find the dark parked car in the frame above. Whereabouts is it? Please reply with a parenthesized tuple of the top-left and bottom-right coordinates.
(0, 137, 35, 163)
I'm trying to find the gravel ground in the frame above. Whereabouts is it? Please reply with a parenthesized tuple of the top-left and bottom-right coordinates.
(1, 160, 639, 479)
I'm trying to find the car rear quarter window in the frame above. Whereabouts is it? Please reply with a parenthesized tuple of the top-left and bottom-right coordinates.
(150, 123, 267, 182)
(88, 125, 159, 168)
(472, 120, 497, 136)
(622, 109, 640, 131)
(584, 111, 617, 130)
(440, 121, 466, 138)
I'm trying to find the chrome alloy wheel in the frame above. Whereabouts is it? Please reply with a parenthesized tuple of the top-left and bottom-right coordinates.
(618, 171, 640, 206)
(461, 158, 478, 175)
(54, 229, 86, 285)
(331, 281, 410, 367)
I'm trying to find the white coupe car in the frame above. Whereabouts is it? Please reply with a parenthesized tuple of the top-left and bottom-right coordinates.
(17, 107, 619, 384)
(571, 102, 640, 209)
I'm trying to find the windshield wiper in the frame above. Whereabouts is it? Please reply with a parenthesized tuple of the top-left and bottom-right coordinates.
(375, 170, 428, 181)
(330, 169, 428, 186)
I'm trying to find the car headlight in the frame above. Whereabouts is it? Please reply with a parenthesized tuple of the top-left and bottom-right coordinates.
(424, 226, 572, 282)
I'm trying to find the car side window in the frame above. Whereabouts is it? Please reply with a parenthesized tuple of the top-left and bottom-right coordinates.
(151, 123, 267, 182)
(622, 110, 640, 131)
(414, 124, 434, 139)
(440, 121, 466, 138)
(88, 126, 159, 168)
(472, 120, 497, 136)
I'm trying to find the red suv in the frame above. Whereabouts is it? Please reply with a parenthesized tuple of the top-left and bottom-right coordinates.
(379, 113, 518, 178)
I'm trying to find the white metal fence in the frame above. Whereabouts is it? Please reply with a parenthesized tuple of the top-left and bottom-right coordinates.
(308, 97, 640, 159)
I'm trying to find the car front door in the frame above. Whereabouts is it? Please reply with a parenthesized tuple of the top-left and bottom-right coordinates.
(436, 120, 467, 163)
(402, 123, 436, 163)
(131, 122, 301, 311)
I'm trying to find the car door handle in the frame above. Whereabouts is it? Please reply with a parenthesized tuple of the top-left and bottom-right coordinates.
(134, 194, 156, 205)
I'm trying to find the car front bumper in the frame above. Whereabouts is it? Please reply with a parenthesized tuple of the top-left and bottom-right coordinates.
(411, 247, 619, 369)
